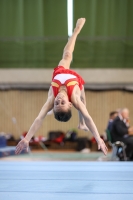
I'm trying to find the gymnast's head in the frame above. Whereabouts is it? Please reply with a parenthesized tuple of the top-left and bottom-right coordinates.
(53, 92, 72, 122)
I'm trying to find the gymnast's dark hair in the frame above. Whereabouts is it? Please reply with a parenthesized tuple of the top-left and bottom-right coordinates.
(53, 109, 72, 122)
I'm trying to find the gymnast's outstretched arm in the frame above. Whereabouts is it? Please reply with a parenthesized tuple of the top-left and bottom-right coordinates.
(78, 86, 89, 131)
(73, 96, 108, 155)
(15, 87, 54, 154)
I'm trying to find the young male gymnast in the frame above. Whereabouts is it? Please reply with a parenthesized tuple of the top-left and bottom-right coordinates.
(15, 18, 108, 155)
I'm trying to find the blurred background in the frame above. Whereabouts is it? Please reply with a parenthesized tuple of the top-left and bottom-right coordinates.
(0, 0, 133, 161)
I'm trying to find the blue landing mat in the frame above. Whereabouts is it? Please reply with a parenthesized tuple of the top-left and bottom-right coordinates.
(0, 146, 27, 157)
(0, 161, 133, 200)
(0, 146, 16, 157)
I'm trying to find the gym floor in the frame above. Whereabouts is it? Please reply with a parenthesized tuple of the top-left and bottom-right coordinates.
(0, 151, 133, 200)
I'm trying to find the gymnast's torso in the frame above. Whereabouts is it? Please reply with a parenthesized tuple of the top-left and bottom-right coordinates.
(51, 66, 85, 102)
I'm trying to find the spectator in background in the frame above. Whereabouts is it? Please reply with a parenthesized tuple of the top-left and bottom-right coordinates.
(111, 108, 133, 160)
(107, 111, 118, 132)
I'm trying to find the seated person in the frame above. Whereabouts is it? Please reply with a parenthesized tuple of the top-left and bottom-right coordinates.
(111, 108, 133, 160)
(107, 111, 118, 132)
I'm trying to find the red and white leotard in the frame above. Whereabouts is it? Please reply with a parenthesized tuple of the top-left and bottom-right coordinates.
(51, 66, 85, 102)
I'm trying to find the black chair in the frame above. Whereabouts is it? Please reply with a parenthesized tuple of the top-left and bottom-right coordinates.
(106, 129, 128, 161)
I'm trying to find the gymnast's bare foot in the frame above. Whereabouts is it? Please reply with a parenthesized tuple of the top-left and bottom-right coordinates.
(74, 18, 86, 34)
(78, 123, 89, 132)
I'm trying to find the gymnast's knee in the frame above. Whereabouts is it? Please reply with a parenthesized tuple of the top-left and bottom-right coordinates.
(63, 51, 72, 62)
